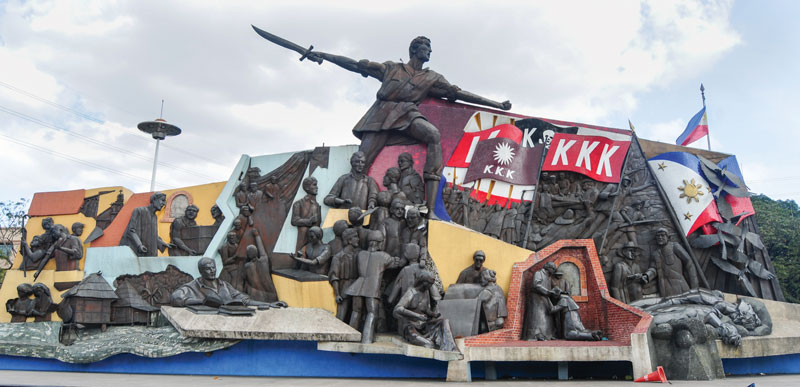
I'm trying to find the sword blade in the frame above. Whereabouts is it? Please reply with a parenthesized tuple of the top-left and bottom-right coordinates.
(251, 25, 309, 57)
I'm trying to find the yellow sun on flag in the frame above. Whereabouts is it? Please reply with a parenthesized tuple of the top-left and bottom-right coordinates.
(677, 179, 704, 203)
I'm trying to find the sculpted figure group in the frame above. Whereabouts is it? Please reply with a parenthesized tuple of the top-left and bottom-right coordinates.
(19, 217, 84, 279)
(524, 262, 601, 341)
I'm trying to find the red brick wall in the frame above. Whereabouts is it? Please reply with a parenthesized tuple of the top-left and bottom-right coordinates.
(465, 239, 650, 346)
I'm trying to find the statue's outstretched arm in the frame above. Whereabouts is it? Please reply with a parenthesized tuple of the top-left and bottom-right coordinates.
(307, 51, 385, 80)
(429, 84, 512, 111)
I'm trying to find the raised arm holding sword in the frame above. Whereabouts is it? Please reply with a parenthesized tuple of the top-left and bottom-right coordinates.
(252, 26, 512, 218)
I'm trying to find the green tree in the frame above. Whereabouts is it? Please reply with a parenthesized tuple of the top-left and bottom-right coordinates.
(0, 198, 30, 286)
(752, 194, 800, 303)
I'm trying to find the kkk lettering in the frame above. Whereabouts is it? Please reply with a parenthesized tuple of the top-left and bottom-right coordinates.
(463, 138, 543, 185)
(543, 133, 630, 183)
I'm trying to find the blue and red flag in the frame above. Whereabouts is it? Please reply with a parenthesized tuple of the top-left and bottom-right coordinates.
(712, 155, 755, 223)
(648, 152, 723, 236)
(676, 107, 709, 146)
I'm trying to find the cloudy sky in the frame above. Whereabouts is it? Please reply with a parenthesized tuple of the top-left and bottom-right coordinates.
(1, 0, 799, 204)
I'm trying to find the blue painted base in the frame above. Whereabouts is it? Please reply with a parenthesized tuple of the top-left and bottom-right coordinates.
(0, 340, 446, 378)
(2, 339, 797, 380)
(723, 353, 800, 376)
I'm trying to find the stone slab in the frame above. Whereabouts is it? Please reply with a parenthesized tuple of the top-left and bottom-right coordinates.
(162, 306, 360, 341)
(318, 333, 463, 362)
(273, 268, 328, 282)
(464, 342, 633, 362)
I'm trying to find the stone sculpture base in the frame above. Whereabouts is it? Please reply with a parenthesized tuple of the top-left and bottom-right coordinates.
(161, 306, 360, 341)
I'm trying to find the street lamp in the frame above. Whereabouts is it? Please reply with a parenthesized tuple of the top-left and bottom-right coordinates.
(137, 118, 181, 191)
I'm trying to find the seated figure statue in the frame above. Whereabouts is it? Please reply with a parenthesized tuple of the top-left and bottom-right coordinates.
(477, 269, 507, 332)
(393, 271, 457, 351)
(171, 257, 287, 309)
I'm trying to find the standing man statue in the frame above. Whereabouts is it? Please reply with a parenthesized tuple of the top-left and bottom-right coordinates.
(324, 151, 379, 210)
(120, 192, 174, 257)
(642, 228, 699, 297)
(169, 204, 199, 256)
(291, 177, 322, 253)
(398, 152, 424, 205)
(254, 28, 512, 217)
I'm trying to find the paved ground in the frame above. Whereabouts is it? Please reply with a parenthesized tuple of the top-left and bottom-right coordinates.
(0, 371, 797, 386)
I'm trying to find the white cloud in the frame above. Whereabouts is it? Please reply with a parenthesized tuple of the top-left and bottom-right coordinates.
(0, 0, 745, 201)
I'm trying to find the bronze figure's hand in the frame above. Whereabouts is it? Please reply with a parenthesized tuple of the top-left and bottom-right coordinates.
(500, 100, 512, 110)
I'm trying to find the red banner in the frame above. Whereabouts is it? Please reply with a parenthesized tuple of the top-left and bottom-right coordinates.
(542, 133, 630, 183)
(446, 124, 522, 168)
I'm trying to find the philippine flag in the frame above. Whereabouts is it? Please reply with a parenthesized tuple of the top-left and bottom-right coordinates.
(648, 152, 723, 236)
(676, 107, 709, 146)
(713, 155, 755, 222)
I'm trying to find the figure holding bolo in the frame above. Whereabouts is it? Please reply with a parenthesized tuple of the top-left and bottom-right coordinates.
(254, 28, 512, 217)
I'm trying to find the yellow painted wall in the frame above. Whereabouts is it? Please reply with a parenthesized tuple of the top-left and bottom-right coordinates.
(0, 270, 70, 322)
(428, 220, 534, 294)
(153, 182, 225, 257)
(273, 275, 336, 314)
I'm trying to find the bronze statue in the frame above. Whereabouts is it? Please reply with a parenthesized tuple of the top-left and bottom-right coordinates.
(550, 290, 602, 341)
(347, 206, 371, 250)
(328, 219, 349, 258)
(6, 283, 35, 322)
(218, 231, 245, 292)
(398, 152, 424, 204)
(378, 198, 406, 258)
(32, 224, 71, 278)
(328, 228, 360, 324)
(345, 230, 405, 343)
(210, 204, 225, 229)
(18, 217, 58, 273)
(291, 177, 322, 253)
(477, 269, 507, 332)
(54, 223, 83, 271)
(243, 229, 279, 303)
(254, 28, 511, 218)
(643, 228, 699, 297)
(290, 226, 332, 275)
(401, 207, 443, 295)
(234, 181, 248, 209)
(456, 250, 486, 284)
(170, 257, 286, 309)
(324, 151, 379, 210)
(369, 191, 393, 233)
(393, 271, 457, 351)
(523, 262, 558, 341)
(382, 167, 407, 204)
(387, 243, 427, 305)
(609, 241, 645, 304)
(236, 204, 255, 227)
(120, 192, 174, 257)
(6, 283, 56, 322)
(169, 204, 199, 256)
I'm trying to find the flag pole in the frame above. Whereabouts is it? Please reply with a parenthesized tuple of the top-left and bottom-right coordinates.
(701, 83, 711, 151)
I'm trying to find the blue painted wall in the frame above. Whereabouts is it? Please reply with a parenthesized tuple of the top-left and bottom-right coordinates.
(723, 354, 800, 376)
(0, 340, 446, 379)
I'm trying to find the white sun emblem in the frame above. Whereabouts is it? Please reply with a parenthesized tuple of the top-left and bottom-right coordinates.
(493, 142, 515, 165)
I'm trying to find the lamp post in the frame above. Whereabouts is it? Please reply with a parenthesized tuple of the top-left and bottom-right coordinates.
(137, 118, 181, 191)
